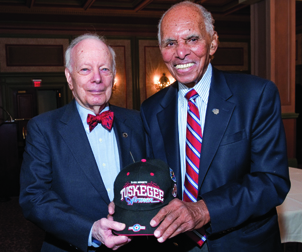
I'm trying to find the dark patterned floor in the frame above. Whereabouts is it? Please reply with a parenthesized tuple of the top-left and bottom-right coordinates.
(0, 197, 44, 252)
(285, 243, 302, 252)
(0, 197, 301, 252)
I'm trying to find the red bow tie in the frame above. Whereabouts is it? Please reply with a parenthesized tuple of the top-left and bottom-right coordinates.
(87, 111, 114, 132)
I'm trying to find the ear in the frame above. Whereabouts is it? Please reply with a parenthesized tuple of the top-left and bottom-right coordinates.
(209, 32, 219, 56)
(65, 68, 74, 90)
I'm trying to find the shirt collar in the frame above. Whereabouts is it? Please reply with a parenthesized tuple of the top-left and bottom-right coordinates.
(178, 63, 212, 104)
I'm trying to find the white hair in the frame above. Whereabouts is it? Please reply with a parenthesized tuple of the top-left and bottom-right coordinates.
(65, 33, 116, 74)
(157, 1, 215, 46)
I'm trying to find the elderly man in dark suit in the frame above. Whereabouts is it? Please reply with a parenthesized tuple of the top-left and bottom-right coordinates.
(140, 1, 290, 252)
(19, 34, 148, 252)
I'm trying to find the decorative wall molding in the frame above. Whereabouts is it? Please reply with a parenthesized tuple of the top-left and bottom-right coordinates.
(6, 44, 64, 67)
(212, 41, 249, 71)
(138, 40, 173, 104)
(108, 39, 133, 109)
(0, 38, 69, 73)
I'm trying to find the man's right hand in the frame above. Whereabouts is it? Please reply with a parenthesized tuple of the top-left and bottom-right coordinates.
(92, 217, 131, 250)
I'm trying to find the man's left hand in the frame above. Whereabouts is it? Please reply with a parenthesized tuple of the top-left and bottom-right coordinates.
(92, 202, 131, 250)
(91, 218, 130, 250)
(150, 198, 210, 243)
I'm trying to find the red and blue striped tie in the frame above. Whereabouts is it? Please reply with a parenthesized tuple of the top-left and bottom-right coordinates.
(184, 89, 206, 247)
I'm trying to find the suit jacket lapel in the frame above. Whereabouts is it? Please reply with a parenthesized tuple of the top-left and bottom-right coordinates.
(110, 105, 133, 170)
(58, 100, 110, 204)
(157, 83, 182, 196)
(199, 68, 235, 187)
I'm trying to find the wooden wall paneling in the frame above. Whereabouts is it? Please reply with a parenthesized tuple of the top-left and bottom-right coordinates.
(251, 0, 297, 162)
(251, 0, 296, 112)
(138, 40, 174, 104)
(264, 0, 295, 113)
(0, 38, 69, 73)
(251, 0, 267, 79)
(272, 0, 295, 113)
(271, 0, 296, 161)
(108, 39, 132, 109)
(283, 116, 297, 167)
(297, 33, 302, 66)
(6, 44, 64, 67)
(212, 42, 249, 72)
(131, 38, 140, 110)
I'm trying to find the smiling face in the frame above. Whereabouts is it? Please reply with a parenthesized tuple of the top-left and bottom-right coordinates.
(159, 5, 218, 88)
(65, 38, 114, 114)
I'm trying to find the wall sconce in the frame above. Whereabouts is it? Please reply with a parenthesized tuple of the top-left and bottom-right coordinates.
(155, 73, 171, 90)
(112, 77, 118, 92)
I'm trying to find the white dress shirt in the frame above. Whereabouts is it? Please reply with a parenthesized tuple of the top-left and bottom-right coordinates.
(76, 102, 120, 248)
(76, 102, 120, 202)
(177, 63, 212, 197)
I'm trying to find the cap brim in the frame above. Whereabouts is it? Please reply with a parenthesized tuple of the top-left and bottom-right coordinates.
(113, 203, 167, 236)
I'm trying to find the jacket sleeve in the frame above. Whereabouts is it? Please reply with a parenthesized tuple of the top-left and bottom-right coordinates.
(201, 81, 290, 234)
(19, 118, 93, 252)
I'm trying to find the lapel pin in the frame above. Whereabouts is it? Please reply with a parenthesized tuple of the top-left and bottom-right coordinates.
(212, 108, 219, 115)
(122, 132, 128, 138)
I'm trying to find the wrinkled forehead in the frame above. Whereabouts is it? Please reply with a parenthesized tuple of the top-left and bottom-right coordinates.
(163, 5, 202, 24)
(161, 5, 207, 40)
(71, 38, 112, 65)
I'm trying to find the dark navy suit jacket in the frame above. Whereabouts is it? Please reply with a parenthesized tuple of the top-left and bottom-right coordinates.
(140, 67, 290, 252)
(19, 100, 148, 252)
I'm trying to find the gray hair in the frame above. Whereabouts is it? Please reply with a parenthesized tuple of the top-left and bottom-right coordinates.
(65, 33, 116, 74)
(157, 1, 215, 46)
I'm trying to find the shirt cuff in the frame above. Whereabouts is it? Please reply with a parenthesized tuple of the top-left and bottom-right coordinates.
(88, 227, 102, 248)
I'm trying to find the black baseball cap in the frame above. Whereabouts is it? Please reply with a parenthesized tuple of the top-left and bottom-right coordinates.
(113, 158, 177, 236)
